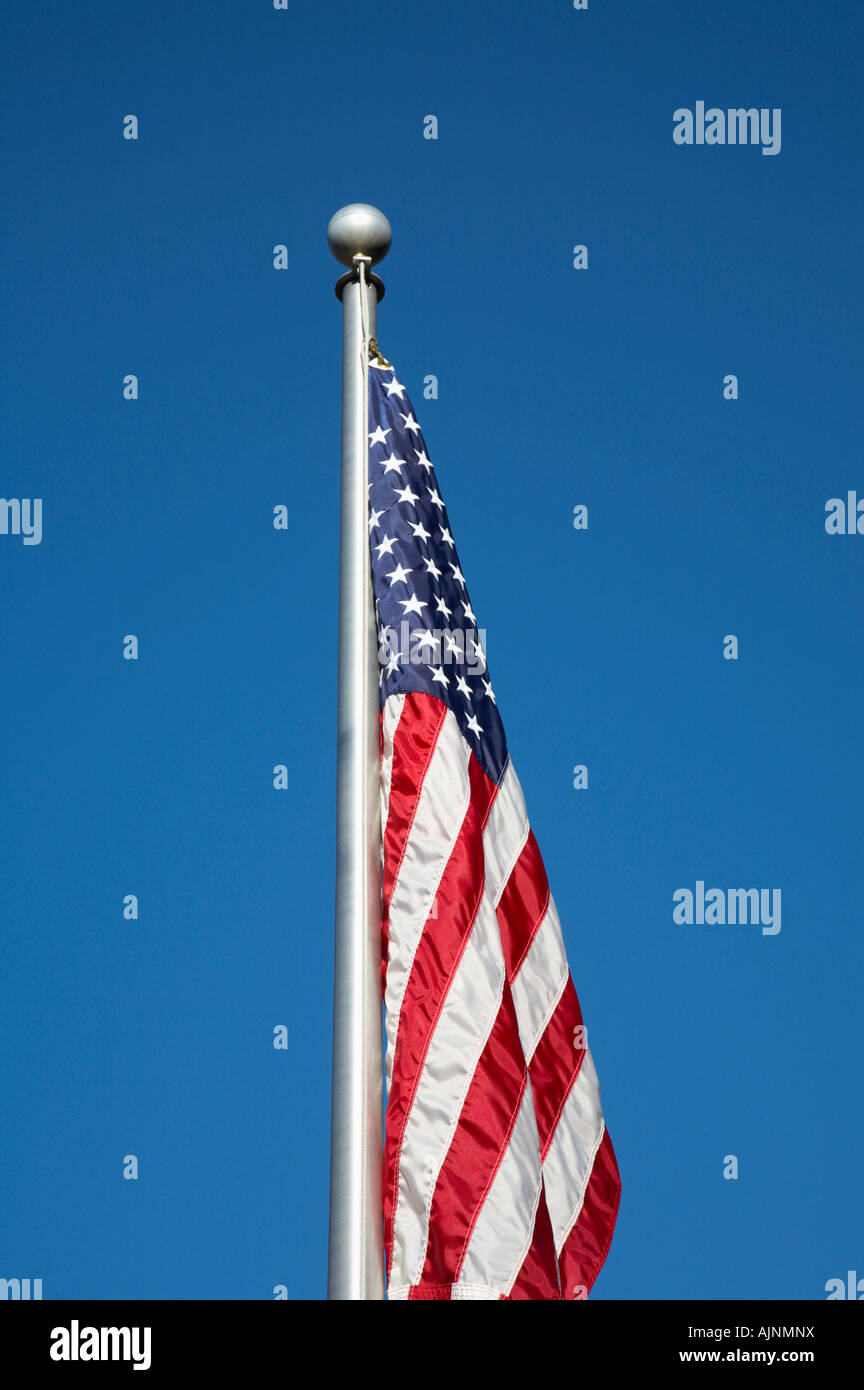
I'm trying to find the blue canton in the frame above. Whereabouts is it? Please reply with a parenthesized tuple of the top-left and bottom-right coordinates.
(367, 357, 507, 785)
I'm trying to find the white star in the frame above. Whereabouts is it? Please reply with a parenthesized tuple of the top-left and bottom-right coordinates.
(427, 487, 444, 511)
(385, 651, 401, 676)
(400, 412, 421, 433)
(393, 483, 420, 505)
(369, 507, 384, 533)
(411, 521, 431, 542)
(386, 563, 411, 587)
(399, 594, 428, 617)
(384, 377, 406, 398)
(449, 564, 466, 589)
(413, 629, 439, 654)
(380, 453, 406, 476)
(455, 675, 472, 698)
(424, 557, 442, 579)
(374, 535, 397, 557)
(435, 596, 452, 620)
(415, 449, 433, 472)
(427, 665, 449, 687)
(468, 638, 486, 670)
(443, 632, 460, 657)
(482, 679, 496, 703)
(463, 601, 477, 624)
(440, 527, 455, 549)
(465, 714, 483, 738)
(369, 425, 390, 446)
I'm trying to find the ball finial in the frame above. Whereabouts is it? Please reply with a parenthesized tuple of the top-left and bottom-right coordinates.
(327, 204, 392, 268)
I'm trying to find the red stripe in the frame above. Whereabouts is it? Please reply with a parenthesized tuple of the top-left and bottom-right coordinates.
(557, 1127, 622, 1299)
(489, 821, 600, 1296)
(529, 976, 586, 1157)
(383, 749, 498, 1278)
(495, 830, 550, 981)
(495, 834, 590, 1156)
(407, 1284, 452, 1301)
(505, 1181, 562, 1300)
(412, 981, 528, 1291)
(381, 694, 448, 914)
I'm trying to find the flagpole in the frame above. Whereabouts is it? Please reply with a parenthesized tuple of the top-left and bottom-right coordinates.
(327, 204, 391, 1300)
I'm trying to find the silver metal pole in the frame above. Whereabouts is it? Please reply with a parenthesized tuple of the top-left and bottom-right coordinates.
(326, 205, 392, 1300)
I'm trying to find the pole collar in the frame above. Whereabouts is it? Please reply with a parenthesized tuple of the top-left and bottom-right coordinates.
(334, 266, 386, 302)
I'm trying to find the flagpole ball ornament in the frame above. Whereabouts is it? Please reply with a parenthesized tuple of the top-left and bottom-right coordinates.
(329, 204, 390, 301)
(327, 204, 392, 267)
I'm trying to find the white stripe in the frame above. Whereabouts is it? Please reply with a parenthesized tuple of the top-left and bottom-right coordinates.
(384, 711, 472, 1086)
(455, 1079, 545, 1298)
(449, 1284, 502, 1301)
(483, 761, 529, 907)
(510, 898, 569, 1063)
(556, 1122, 606, 1277)
(542, 1049, 605, 1253)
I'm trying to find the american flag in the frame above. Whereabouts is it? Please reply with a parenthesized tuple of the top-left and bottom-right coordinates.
(368, 351, 621, 1300)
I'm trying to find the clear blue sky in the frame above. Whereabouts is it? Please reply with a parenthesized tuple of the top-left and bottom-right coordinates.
(2, 0, 861, 1300)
